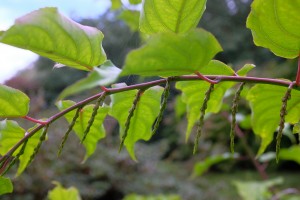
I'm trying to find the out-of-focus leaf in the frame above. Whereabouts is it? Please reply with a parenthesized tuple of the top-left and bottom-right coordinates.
(124, 194, 182, 200)
(0, 177, 13, 195)
(233, 178, 283, 200)
(0, 84, 30, 117)
(239, 114, 252, 129)
(48, 181, 81, 200)
(236, 64, 255, 76)
(140, 0, 206, 34)
(175, 95, 186, 120)
(0, 120, 46, 175)
(122, 29, 222, 77)
(119, 10, 140, 32)
(192, 153, 238, 177)
(247, 0, 300, 58)
(176, 61, 234, 140)
(57, 100, 109, 161)
(293, 122, 300, 134)
(111, 0, 122, 10)
(129, 0, 141, 5)
(58, 61, 121, 99)
(258, 152, 276, 163)
(109, 83, 163, 160)
(279, 146, 300, 164)
(0, 7, 106, 71)
(247, 84, 300, 155)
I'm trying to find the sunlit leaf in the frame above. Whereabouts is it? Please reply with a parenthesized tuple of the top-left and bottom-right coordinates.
(279, 146, 300, 164)
(176, 61, 234, 140)
(175, 95, 186, 120)
(119, 10, 140, 32)
(192, 153, 238, 177)
(0, 84, 30, 117)
(0, 177, 13, 195)
(0, 7, 106, 71)
(48, 181, 81, 200)
(109, 83, 163, 160)
(247, 0, 300, 58)
(0, 120, 46, 175)
(58, 61, 121, 99)
(57, 100, 109, 161)
(140, 0, 206, 34)
(111, 0, 122, 10)
(124, 193, 182, 200)
(129, 0, 141, 5)
(233, 178, 283, 200)
(247, 84, 300, 155)
(122, 29, 222, 77)
(236, 64, 255, 77)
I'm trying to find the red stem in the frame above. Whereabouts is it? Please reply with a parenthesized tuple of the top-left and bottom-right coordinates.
(0, 75, 296, 163)
(195, 71, 219, 84)
(296, 56, 300, 86)
(23, 116, 48, 125)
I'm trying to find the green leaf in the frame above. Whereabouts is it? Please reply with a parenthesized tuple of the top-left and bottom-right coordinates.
(122, 29, 222, 77)
(56, 100, 109, 161)
(140, 0, 206, 34)
(109, 83, 163, 160)
(293, 122, 300, 134)
(175, 60, 234, 140)
(111, 0, 122, 10)
(279, 146, 300, 164)
(236, 64, 255, 77)
(124, 194, 182, 200)
(192, 153, 238, 177)
(48, 181, 81, 200)
(129, 0, 142, 5)
(247, 84, 300, 155)
(0, 84, 30, 117)
(0, 177, 13, 195)
(58, 61, 121, 100)
(175, 95, 186, 120)
(0, 120, 46, 175)
(233, 178, 283, 200)
(0, 7, 106, 71)
(246, 0, 300, 59)
(119, 10, 140, 32)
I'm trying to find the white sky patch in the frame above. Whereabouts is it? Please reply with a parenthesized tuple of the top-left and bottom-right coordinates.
(0, 0, 111, 83)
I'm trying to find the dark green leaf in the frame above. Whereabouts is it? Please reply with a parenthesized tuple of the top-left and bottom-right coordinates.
(247, 84, 300, 155)
(122, 29, 222, 77)
(0, 84, 30, 117)
(0, 7, 106, 71)
(0, 177, 13, 195)
(247, 0, 300, 58)
(48, 181, 81, 200)
(58, 61, 121, 99)
(56, 100, 109, 161)
(140, 0, 206, 34)
(109, 83, 163, 160)
(192, 153, 238, 177)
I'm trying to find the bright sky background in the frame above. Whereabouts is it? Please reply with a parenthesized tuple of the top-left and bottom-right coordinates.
(0, 0, 111, 83)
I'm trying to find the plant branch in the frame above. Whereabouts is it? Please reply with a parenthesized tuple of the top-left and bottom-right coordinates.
(0, 75, 298, 163)
(295, 56, 300, 86)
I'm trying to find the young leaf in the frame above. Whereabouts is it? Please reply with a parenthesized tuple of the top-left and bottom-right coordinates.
(192, 153, 238, 177)
(109, 83, 164, 160)
(0, 177, 13, 195)
(48, 181, 81, 200)
(0, 7, 106, 71)
(247, 84, 300, 155)
(140, 0, 206, 34)
(279, 146, 300, 164)
(247, 0, 300, 58)
(56, 100, 109, 161)
(0, 84, 30, 117)
(122, 29, 222, 77)
(58, 61, 121, 100)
